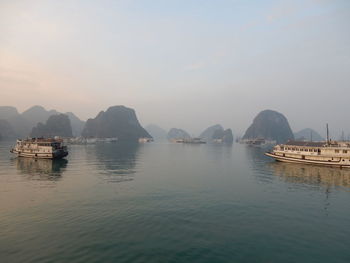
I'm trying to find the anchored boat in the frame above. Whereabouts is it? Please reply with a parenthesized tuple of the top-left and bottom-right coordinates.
(11, 138, 68, 159)
(265, 140, 350, 168)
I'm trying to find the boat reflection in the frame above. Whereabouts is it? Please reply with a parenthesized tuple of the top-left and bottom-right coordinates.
(93, 142, 140, 183)
(15, 158, 68, 181)
(270, 162, 350, 188)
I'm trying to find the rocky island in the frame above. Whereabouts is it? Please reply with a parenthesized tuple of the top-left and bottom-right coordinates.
(167, 128, 191, 141)
(200, 124, 234, 143)
(81, 105, 151, 141)
(30, 114, 73, 138)
(243, 110, 294, 144)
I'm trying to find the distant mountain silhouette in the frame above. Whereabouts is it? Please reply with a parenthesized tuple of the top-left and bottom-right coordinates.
(82, 105, 151, 141)
(167, 128, 191, 140)
(212, 128, 234, 143)
(200, 124, 224, 141)
(145, 124, 167, 141)
(294, 128, 324, 141)
(65, 112, 85, 137)
(200, 124, 233, 143)
(243, 110, 294, 144)
(0, 106, 19, 119)
(0, 119, 16, 140)
(30, 114, 73, 138)
(0, 106, 85, 137)
(22, 105, 60, 130)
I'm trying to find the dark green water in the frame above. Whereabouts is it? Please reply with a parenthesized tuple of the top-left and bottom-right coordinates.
(1, 141, 350, 263)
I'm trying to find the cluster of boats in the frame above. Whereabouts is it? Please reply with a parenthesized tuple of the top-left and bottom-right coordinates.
(239, 138, 276, 148)
(173, 138, 206, 144)
(8, 135, 350, 169)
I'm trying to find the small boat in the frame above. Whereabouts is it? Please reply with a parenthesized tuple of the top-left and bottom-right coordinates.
(11, 138, 68, 159)
(138, 137, 153, 143)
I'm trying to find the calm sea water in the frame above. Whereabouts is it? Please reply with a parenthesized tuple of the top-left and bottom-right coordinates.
(0, 141, 350, 263)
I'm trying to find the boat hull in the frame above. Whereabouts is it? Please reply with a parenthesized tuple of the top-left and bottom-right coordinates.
(265, 152, 350, 168)
(11, 149, 68, 159)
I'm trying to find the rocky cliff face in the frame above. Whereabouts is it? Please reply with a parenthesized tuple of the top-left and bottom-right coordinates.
(294, 128, 324, 141)
(167, 128, 191, 140)
(243, 110, 294, 144)
(30, 114, 73, 138)
(81, 106, 151, 141)
(145, 124, 167, 141)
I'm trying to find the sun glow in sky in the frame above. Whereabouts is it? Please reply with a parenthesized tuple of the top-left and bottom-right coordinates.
(1, 0, 349, 136)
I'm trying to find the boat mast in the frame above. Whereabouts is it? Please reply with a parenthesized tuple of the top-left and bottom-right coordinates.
(326, 123, 329, 145)
(310, 130, 313, 142)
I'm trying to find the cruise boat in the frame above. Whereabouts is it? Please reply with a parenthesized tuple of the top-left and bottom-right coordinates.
(265, 140, 350, 168)
(10, 138, 68, 159)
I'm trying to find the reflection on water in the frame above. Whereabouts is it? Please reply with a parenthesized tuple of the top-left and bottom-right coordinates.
(244, 145, 350, 189)
(93, 142, 140, 183)
(205, 143, 233, 161)
(1, 142, 350, 262)
(270, 162, 350, 188)
(15, 158, 68, 181)
(244, 146, 274, 183)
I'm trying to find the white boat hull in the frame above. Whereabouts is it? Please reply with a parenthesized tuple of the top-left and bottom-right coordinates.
(11, 149, 68, 159)
(265, 152, 350, 168)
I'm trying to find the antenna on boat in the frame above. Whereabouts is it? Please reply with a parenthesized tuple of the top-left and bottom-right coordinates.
(326, 123, 329, 145)
(310, 130, 313, 142)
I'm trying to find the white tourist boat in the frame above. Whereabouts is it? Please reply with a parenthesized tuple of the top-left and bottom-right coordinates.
(265, 140, 350, 168)
(10, 138, 68, 159)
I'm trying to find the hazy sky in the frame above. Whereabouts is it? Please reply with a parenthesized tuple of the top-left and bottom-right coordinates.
(1, 0, 349, 137)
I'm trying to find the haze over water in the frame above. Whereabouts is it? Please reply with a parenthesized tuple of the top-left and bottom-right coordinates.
(1, 141, 349, 263)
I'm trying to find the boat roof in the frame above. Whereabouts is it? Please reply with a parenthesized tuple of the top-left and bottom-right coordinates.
(20, 138, 63, 143)
(283, 140, 326, 147)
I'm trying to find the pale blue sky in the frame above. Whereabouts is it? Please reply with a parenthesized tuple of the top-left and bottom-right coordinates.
(0, 0, 349, 136)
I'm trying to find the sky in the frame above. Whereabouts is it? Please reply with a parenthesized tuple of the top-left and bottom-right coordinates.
(0, 0, 349, 137)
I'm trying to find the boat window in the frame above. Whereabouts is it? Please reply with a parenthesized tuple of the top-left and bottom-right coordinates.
(343, 150, 348, 154)
(335, 150, 339, 153)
